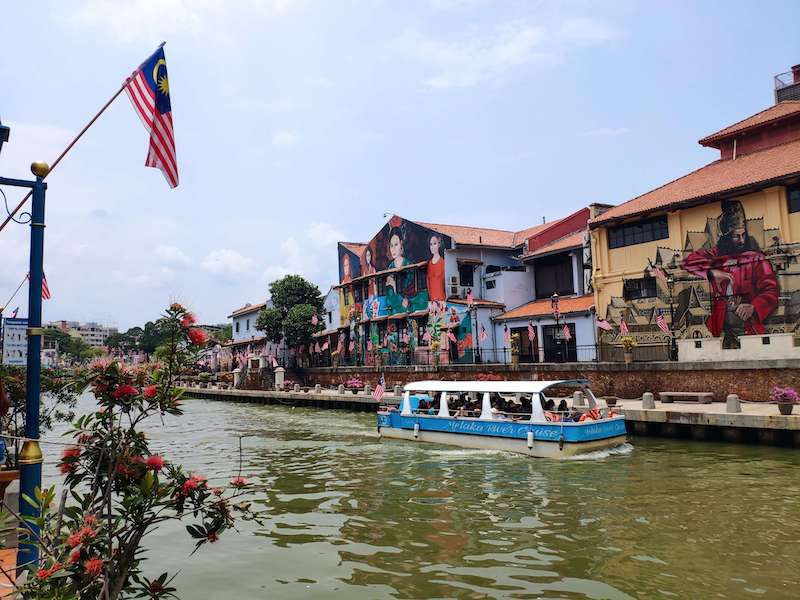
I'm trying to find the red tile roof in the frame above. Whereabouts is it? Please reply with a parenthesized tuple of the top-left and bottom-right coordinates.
(494, 294, 594, 321)
(416, 221, 551, 249)
(340, 241, 366, 254)
(590, 138, 800, 226)
(522, 231, 583, 259)
(699, 101, 800, 147)
(227, 302, 266, 318)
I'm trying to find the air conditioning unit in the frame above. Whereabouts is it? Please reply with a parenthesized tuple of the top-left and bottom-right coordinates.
(449, 285, 460, 297)
(448, 276, 459, 286)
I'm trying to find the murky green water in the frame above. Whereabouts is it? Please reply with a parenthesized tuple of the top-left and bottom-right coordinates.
(42, 396, 800, 599)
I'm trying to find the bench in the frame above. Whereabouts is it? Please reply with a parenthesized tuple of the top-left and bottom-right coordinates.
(659, 391, 713, 404)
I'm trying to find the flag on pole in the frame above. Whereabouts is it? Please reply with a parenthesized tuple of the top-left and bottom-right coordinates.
(10, 307, 18, 318)
(271, 355, 278, 368)
(527, 321, 536, 342)
(41, 272, 51, 300)
(596, 316, 613, 331)
(422, 329, 431, 343)
(311, 313, 318, 326)
(620, 318, 629, 334)
(503, 325, 510, 343)
(367, 340, 373, 351)
(348, 339, 355, 352)
(466, 289, 474, 306)
(656, 310, 670, 333)
(373, 373, 385, 403)
(314, 341, 321, 354)
(479, 325, 487, 342)
(651, 264, 668, 285)
(562, 324, 572, 341)
(447, 330, 457, 344)
(321, 340, 329, 351)
(125, 45, 179, 188)
(337, 335, 344, 354)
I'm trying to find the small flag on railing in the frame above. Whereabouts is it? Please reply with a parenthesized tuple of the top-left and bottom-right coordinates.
(466, 289, 474, 306)
(422, 329, 431, 343)
(314, 341, 321, 353)
(651, 263, 668, 284)
(10, 307, 18, 318)
(620, 318, 629, 334)
(321, 340, 329, 351)
(503, 325, 510, 343)
(373, 373, 385, 402)
(311, 313, 318, 326)
(337, 335, 344, 354)
(479, 325, 487, 342)
(271, 355, 278, 368)
(447, 330, 457, 344)
(596, 316, 613, 331)
(562, 324, 572, 341)
(367, 340, 373, 351)
(348, 339, 355, 352)
(527, 321, 536, 341)
(656, 310, 670, 333)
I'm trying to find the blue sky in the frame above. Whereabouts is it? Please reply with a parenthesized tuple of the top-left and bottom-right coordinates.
(1, 0, 798, 329)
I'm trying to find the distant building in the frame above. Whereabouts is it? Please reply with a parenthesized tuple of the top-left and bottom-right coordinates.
(225, 300, 286, 369)
(48, 320, 118, 348)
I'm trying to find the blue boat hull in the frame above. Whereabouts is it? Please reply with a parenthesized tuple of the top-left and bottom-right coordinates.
(377, 412, 627, 458)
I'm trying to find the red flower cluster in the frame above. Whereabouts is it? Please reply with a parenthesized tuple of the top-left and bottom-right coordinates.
(206, 532, 219, 543)
(84, 557, 103, 577)
(36, 561, 61, 580)
(187, 328, 209, 346)
(112, 384, 139, 399)
(146, 455, 165, 471)
(143, 385, 157, 399)
(180, 312, 197, 328)
(230, 476, 249, 488)
(59, 447, 81, 475)
(149, 581, 165, 595)
(62, 447, 80, 459)
(69, 549, 81, 564)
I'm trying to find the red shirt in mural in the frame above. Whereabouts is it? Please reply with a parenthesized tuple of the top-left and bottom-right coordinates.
(426, 256, 446, 301)
(683, 248, 779, 336)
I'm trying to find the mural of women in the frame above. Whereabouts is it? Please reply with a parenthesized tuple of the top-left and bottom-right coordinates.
(683, 199, 779, 346)
(341, 253, 353, 283)
(387, 226, 411, 269)
(426, 233, 446, 301)
(364, 247, 378, 297)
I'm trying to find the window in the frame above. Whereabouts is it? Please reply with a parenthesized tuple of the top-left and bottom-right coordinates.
(416, 268, 427, 291)
(458, 264, 474, 287)
(534, 253, 574, 299)
(623, 276, 658, 301)
(343, 288, 349, 306)
(235, 322, 240, 333)
(354, 284, 362, 303)
(608, 215, 669, 249)
(377, 277, 387, 296)
(788, 184, 800, 213)
(328, 311, 332, 324)
(246, 319, 250, 331)
(486, 280, 496, 290)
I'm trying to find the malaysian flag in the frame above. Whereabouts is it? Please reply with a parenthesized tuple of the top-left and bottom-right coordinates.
(466, 289, 474, 306)
(503, 325, 510, 343)
(28, 272, 51, 300)
(321, 340, 329, 351)
(651, 263, 668, 285)
(125, 46, 179, 188)
(10, 307, 18, 318)
(348, 339, 355, 352)
(527, 321, 536, 342)
(620, 318, 629, 334)
(479, 325, 487, 342)
(656, 310, 670, 333)
(373, 373, 385, 402)
(422, 329, 432, 343)
(337, 335, 344, 354)
(562, 324, 572, 341)
(596, 316, 613, 331)
(314, 341, 321, 353)
(311, 313, 318, 326)
(447, 330, 457, 343)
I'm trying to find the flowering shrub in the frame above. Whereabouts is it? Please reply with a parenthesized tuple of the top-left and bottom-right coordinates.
(2, 304, 261, 600)
(770, 386, 799, 403)
(345, 377, 364, 389)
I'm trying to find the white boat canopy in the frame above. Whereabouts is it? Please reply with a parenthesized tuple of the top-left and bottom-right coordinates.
(402, 379, 595, 423)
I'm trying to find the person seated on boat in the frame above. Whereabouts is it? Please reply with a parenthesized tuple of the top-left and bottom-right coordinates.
(544, 410, 560, 422)
(491, 407, 508, 420)
(557, 399, 568, 414)
(427, 403, 436, 415)
(454, 404, 468, 418)
(544, 398, 555, 411)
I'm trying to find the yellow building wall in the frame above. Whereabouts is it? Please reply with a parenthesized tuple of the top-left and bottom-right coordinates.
(592, 186, 792, 324)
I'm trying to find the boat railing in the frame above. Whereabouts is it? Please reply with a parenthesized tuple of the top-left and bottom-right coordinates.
(379, 406, 619, 421)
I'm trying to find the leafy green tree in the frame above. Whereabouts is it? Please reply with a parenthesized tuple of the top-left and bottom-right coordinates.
(44, 328, 94, 364)
(269, 275, 323, 314)
(216, 323, 232, 343)
(255, 307, 283, 344)
(139, 321, 168, 360)
(283, 304, 322, 348)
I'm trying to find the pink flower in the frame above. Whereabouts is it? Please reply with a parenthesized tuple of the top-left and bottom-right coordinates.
(66, 532, 82, 548)
(143, 385, 157, 399)
(187, 328, 209, 346)
(59, 462, 76, 475)
(212, 487, 223, 496)
(230, 476, 249, 488)
(112, 384, 139, 399)
(62, 447, 80, 459)
(83, 514, 98, 527)
(190, 473, 207, 483)
(207, 532, 219, 543)
(181, 478, 199, 494)
(69, 549, 81, 564)
(180, 313, 197, 328)
(84, 557, 103, 577)
(146, 455, 165, 472)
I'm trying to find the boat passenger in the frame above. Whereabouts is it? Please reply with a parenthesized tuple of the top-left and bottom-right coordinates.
(544, 399, 555, 411)
(427, 404, 436, 415)
(454, 404, 468, 418)
(557, 399, 568, 414)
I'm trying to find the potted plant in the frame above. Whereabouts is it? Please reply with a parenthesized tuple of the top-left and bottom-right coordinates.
(331, 349, 339, 368)
(345, 376, 364, 394)
(431, 339, 441, 367)
(510, 333, 520, 367)
(620, 336, 637, 364)
(770, 385, 799, 415)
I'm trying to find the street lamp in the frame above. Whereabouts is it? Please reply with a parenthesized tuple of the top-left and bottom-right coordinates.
(550, 292, 562, 362)
(1, 125, 49, 569)
(666, 274, 678, 361)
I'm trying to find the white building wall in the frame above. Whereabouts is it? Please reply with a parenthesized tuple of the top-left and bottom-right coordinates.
(232, 309, 261, 342)
(491, 313, 596, 362)
(323, 288, 340, 330)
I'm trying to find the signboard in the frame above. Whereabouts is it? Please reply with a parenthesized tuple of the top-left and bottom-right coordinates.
(2, 318, 28, 366)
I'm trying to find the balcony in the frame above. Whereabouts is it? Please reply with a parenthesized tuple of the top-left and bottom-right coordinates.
(775, 66, 800, 102)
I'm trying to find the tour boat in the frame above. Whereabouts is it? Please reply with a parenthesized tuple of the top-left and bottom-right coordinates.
(377, 379, 627, 458)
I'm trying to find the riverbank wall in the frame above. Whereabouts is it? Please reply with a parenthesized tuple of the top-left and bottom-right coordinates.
(300, 359, 800, 402)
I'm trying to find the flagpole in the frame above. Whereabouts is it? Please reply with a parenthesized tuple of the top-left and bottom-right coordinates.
(0, 42, 167, 234)
(2, 273, 28, 312)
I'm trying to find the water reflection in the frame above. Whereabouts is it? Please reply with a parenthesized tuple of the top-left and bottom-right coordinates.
(43, 396, 800, 599)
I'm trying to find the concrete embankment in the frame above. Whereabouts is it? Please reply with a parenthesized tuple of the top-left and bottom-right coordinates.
(182, 387, 800, 447)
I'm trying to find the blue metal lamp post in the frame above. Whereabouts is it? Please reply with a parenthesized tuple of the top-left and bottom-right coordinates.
(0, 121, 49, 569)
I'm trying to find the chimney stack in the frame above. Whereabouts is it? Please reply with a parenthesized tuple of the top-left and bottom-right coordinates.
(793, 64, 800, 84)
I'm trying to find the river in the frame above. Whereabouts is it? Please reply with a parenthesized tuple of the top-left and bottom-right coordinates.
(40, 395, 800, 599)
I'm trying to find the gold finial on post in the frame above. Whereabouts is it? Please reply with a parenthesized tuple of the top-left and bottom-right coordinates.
(30, 161, 50, 178)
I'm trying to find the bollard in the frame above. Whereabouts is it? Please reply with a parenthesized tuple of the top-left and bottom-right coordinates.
(338, 384, 345, 395)
(364, 383, 371, 396)
(394, 385, 401, 396)
(293, 383, 300, 392)
(642, 392, 655, 409)
(726, 394, 741, 413)
(314, 384, 321, 394)
(232, 368, 242, 388)
(274, 366, 285, 389)
(573, 391, 585, 407)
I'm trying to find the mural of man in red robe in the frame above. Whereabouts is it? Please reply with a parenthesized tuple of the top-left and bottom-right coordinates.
(683, 200, 779, 346)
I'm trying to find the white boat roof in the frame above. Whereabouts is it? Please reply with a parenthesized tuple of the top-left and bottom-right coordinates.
(404, 379, 589, 394)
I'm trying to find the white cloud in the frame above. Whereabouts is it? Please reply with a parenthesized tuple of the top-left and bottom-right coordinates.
(201, 248, 255, 280)
(308, 222, 344, 247)
(396, 17, 620, 89)
(272, 130, 300, 147)
(155, 244, 191, 267)
(581, 127, 629, 137)
(0, 121, 73, 180)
